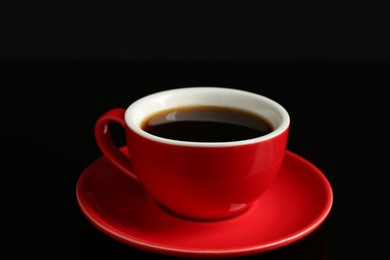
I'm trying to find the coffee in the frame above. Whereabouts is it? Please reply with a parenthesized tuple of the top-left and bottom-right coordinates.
(141, 106, 274, 142)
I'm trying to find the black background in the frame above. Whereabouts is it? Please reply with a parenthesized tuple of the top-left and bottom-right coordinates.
(1, 1, 390, 61)
(1, 1, 390, 259)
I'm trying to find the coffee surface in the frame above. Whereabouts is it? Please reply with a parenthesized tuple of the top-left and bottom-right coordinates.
(141, 106, 273, 142)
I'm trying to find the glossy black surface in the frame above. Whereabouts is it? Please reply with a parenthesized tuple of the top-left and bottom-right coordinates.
(1, 60, 389, 259)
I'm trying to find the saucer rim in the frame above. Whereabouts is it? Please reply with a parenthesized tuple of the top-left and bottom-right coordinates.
(76, 149, 333, 258)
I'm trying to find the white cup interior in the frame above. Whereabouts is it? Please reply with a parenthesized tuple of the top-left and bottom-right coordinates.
(125, 87, 290, 147)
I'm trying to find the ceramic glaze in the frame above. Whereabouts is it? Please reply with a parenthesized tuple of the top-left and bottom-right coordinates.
(76, 148, 333, 258)
(95, 87, 290, 220)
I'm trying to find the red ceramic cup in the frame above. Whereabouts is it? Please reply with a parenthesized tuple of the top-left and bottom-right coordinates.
(95, 87, 290, 220)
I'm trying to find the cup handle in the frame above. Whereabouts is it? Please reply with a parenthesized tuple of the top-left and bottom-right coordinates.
(94, 108, 138, 181)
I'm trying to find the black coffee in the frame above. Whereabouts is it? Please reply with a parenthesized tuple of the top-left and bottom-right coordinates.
(141, 106, 274, 142)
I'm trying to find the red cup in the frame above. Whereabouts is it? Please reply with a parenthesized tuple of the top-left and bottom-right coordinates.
(95, 87, 290, 220)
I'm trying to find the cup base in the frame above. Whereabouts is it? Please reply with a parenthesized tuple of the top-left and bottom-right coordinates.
(155, 200, 253, 222)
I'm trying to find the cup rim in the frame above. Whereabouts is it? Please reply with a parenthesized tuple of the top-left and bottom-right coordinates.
(125, 87, 290, 147)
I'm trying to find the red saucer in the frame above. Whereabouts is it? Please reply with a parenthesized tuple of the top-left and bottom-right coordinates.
(76, 148, 333, 258)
